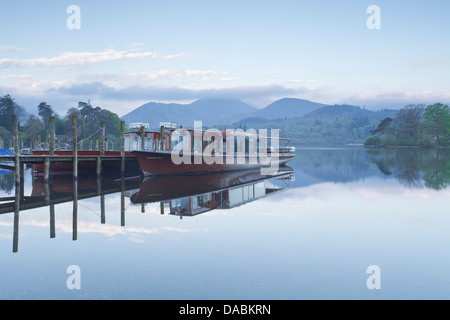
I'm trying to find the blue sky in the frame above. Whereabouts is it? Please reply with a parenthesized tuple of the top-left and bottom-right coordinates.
(0, 0, 449, 116)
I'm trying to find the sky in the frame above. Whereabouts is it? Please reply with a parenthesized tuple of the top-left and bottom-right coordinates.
(0, 0, 450, 117)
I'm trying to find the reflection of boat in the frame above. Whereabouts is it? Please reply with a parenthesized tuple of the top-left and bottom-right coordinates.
(132, 128, 295, 175)
(130, 166, 294, 217)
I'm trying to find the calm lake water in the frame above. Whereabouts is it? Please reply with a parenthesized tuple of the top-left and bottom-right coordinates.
(0, 147, 449, 300)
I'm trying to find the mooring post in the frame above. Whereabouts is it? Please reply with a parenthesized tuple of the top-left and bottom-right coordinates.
(19, 134, 23, 153)
(121, 121, 125, 176)
(72, 116, 78, 180)
(141, 125, 146, 150)
(12, 116, 20, 253)
(100, 122, 105, 156)
(49, 117, 55, 156)
(159, 125, 165, 151)
(13, 116, 20, 189)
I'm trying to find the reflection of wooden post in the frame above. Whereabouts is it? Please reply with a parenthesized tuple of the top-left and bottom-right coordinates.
(121, 179, 125, 227)
(101, 195, 105, 224)
(72, 117, 78, 180)
(50, 205, 55, 239)
(160, 202, 164, 215)
(141, 204, 145, 213)
(121, 121, 125, 176)
(49, 117, 55, 156)
(13, 184, 20, 253)
(73, 178, 78, 241)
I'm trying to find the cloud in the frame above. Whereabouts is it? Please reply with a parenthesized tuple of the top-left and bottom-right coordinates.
(0, 45, 24, 52)
(51, 82, 309, 104)
(345, 89, 450, 109)
(0, 49, 187, 68)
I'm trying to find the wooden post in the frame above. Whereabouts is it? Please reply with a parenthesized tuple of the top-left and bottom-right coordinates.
(13, 116, 20, 189)
(100, 122, 105, 156)
(159, 126, 165, 151)
(96, 156, 102, 179)
(141, 126, 146, 151)
(89, 138, 93, 151)
(38, 134, 41, 150)
(121, 121, 125, 176)
(12, 116, 20, 253)
(49, 117, 55, 156)
(72, 116, 78, 180)
(44, 157, 50, 184)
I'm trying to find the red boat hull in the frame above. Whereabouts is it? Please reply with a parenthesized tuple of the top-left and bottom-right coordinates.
(132, 150, 294, 176)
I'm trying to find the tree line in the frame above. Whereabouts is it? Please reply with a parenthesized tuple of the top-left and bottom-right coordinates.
(0, 94, 122, 150)
(365, 103, 450, 147)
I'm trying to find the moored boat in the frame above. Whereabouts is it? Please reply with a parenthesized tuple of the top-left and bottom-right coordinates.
(132, 126, 295, 176)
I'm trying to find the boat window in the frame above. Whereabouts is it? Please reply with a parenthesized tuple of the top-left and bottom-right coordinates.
(228, 187, 243, 206)
(145, 135, 153, 150)
(254, 182, 266, 198)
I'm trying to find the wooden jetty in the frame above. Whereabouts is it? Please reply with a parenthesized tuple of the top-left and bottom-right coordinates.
(0, 116, 140, 182)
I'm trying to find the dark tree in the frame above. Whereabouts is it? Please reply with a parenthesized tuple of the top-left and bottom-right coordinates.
(37, 102, 54, 134)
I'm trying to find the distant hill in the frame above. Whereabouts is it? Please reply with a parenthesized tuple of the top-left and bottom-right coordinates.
(253, 98, 329, 120)
(303, 104, 398, 122)
(121, 98, 257, 128)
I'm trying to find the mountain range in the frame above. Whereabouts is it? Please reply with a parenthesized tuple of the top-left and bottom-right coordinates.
(121, 97, 398, 129)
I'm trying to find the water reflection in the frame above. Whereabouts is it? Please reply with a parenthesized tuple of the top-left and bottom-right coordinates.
(367, 148, 450, 190)
(291, 147, 450, 191)
(130, 167, 294, 218)
(1, 166, 294, 252)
